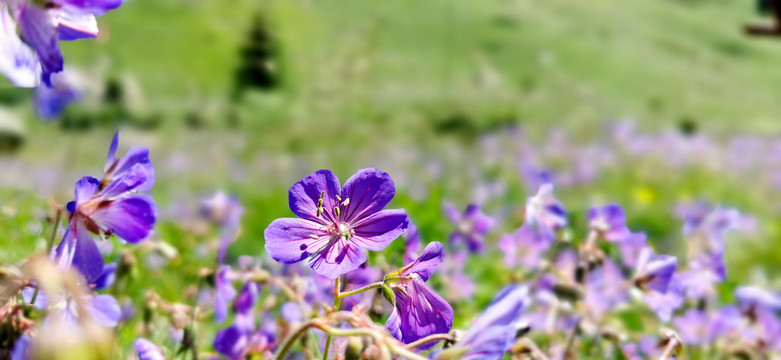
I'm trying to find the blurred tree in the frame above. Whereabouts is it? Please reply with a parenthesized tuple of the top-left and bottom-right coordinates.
(231, 12, 281, 101)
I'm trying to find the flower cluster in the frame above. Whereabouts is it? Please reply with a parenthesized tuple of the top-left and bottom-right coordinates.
(2, 133, 781, 360)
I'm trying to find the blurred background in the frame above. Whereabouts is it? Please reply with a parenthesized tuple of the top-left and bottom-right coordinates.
(2, 0, 781, 348)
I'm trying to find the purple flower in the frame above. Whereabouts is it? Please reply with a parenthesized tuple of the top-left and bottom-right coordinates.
(11, 334, 32, 360)
(264, 169, 409, 279)
(498, 224, 552, 269)
(0, 5, 39, 87)
(33, 71, 81, 120)
(524, 183, 566, 237)
(735, 286, 781, 317)
(403, 220, 421, 264)
(214, 265, 237, 323)
(445, 204, 494, 253)
(452, 284, 528, 359)
(588, 204, 630, 241)
(386, 242, 453, 347)
(213, 281, 274, 359)
(52, 134, 156, 283)
(672, 309, 718, 345)
(641, 275, 685, 322)
(2, 0, 124, 86)
(201, 192, 244, 263)
(618, 232, 647, 268)
(135, 338, 165, 360)
(584, 259, 628, 319)
(633, 248, 677, 294)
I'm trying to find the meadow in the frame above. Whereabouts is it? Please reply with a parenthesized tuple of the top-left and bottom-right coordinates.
(1, 0, 781, 359)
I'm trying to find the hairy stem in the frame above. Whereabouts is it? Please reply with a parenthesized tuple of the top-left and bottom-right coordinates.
(403, 333, 454, 350)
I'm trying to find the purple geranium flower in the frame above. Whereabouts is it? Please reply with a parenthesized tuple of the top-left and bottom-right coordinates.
(641, 274, 685, 322)
(33, 71, 81, 120)
(2, 0, 124, 86)
(403, 220, 421, 264)
(633, 248, 677, 294)
(498, 224, 552, 269)
(588, 204, 630, 241)
(386, 242, 453, 347)
(584, 259, 628, 319)
(445, 204, 494, 253)
(214, 281, 274, 359)
(0, 5, 38, 87)
(735, 286, 781, 317)
(454, 284, 528, 359)
(52, 133, 156, 283)
(264, 169, 409, 279)
(672, 308, 718, 345)
(135, 338, 165, 360)
(524, 183, 566, 237)
(201, 192, 244, 264)
(618, 232, 647, 268)
(214, 265, 237, 323)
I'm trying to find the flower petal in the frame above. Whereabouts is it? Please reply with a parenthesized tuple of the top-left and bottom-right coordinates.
(134, 338, 165, 360)
(101, 163, 150, 197)
(74, 176, 100, 205)
(91, 194, 157, 243)
(17, 3, 62, 85)
(340, 168, 396, 223)
(52, 221, 104, 283)
(0, 5, 40, 87)
(58, 5, 98, 40)
(288, 169, 341, 224)
(351, 209, 408, 251)
(401, 241, 444, 281)
(105, 146, 155, 191)
(307, 237, 367, 279)
(388, 276, 453, 347)
(264, 218, 329, 264)
(87, 294, 121, 327)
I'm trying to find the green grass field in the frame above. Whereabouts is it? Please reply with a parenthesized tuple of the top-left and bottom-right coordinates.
(2, 0, 781, 358)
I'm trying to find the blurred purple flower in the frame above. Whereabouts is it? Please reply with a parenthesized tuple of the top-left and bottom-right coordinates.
(633, 248, 677, 294)
(449, 284, 528, 359)
(386, 242, 453, 347)
(672, 308, 718, 345)
(445, 204, 494, 253)
(201, 192, 244, 263)
(584, 259, 628, 319)
(52, 133, 156, 283)
(214, 265, 237, 323)
(214, 281, 274, 359)
(0, 5, 39, 87)
(1, 0, 124, 86)
(524, 183, 566, 237)
(641, 275, 685, 322)
(264, 169, 409, 278)
(588, 204, 630, 241)
(735, 286, 781, 316)
(135, 338, 165, 360)
(33, 71, 81, 120)
(498, 225, 551, 269)
(402, 220, 421, 264)
(618, 232, 647, 268)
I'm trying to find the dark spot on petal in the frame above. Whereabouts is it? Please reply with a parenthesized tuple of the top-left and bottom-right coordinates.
(300, 243, 308, 251)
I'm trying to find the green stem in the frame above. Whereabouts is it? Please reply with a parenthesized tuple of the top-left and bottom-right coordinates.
(45, 209, 62, 254)
(323, 277, 342, 360)
(336, 281, 385, 299)
(404, 333, 454, 350)
(275, 319, 322, 359)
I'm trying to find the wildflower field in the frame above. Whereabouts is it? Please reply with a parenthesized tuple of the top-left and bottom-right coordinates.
(1, 0, 781, 359)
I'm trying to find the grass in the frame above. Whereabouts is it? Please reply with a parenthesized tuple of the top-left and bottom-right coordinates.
(2, 0, 781, 357)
